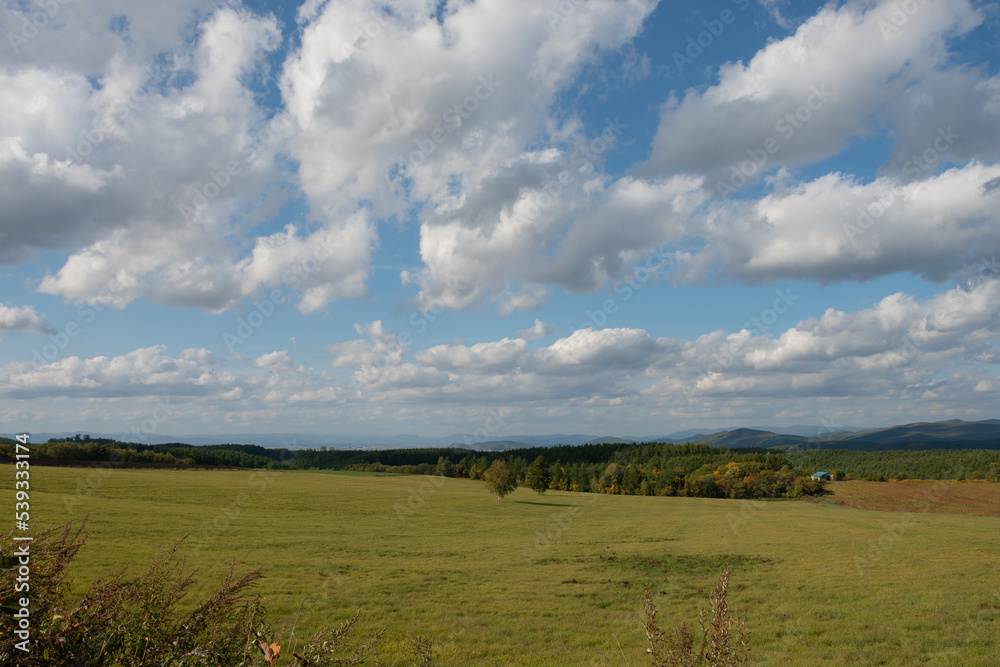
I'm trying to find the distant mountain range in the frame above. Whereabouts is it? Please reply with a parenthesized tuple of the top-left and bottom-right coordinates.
(673, 419, 1000, 450)
(12, 419, 1000, 451)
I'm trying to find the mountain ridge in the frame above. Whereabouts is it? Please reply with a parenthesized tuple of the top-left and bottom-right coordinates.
(10, 419, 1000, 450)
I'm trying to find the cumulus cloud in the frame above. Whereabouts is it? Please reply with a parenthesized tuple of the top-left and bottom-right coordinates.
(516, 319, 554, 340)
(642, 0, 983, 184)
(252, 350, 306, 374)
(4, 0, 998, 320)
(1, 4, 373, 315)
(0, 0, 219, 72)
(644, 278, 1000, 410)
(0, 304, 53, 336)
(0, 345, 243, 399)
(179, 348, 216, 364)
(2, 280, 997, 429)
(4, 7, 298, 309)
(529, 327, 657, 375)
(415, 338, 527, 374)
(352, 0, 997, 310)
(683, 162, 1000, 284)
(327, 321, 407, 368)
(281, 0, 659, 312)
(4, 0, 999, 435)
(322, 280, 1000, 417)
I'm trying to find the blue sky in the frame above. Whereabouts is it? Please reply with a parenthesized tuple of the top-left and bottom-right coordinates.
(1, 0, 999, 440)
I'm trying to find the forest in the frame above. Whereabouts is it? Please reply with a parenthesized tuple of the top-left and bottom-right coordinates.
(0, 436, 283, 469)
(317, 443, 825, 499)
(787, 447, 1000, 481)
(3, 437, 998, 500)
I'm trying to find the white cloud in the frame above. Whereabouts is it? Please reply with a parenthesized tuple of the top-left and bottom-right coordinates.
(2, 5, 373, 314)
(642, 0, 983, 183)
(327, 320, 406, 368)
(409, 172, 704, 310)
(252, 350, 306, 374)
(646, 278, 1000, 405)
(0, 345, 243, 399)
(0, 1, 219, 72)
(179, 348, 216, 364)
(5, 0, 997, 321)
(415, 338, 527, 373)
(281, 0, 659, 312)
(881, 67, 1000, 174)
(234, 218, 377, 314)
(2, 280, 997, 431)
(0, 304, 53, 336)
(372, 0, 995, 309)
(7, 7, 300, 313)
(529, 327, 657, 375)
(3, 0, 999, 436)
(685, 162, 1000, 284)
(516, 319, 554, 340)
(325, 280, 1000, 418)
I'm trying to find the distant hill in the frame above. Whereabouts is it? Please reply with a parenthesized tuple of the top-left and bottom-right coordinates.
(747, 425, 863, 437)
(660, 428, 710, 441)
(453, 440, 534, 451)
(679, 420, 1000, 451)
(686, 428, 810, 449)
(647, 424, 862, 443)
(804, 438, 1000, 452)
(585, 436, 638, 445)
(12, 419, 999, 453)
(835, 419, 1000, 445)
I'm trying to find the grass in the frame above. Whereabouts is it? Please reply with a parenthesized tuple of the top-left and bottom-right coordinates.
(7, 465, 1000, 665)
(284, 469, 404, 477)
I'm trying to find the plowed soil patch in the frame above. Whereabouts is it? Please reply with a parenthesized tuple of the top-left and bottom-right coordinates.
(822, 480, 1000, 515)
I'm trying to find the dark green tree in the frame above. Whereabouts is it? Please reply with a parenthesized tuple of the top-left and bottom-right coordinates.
(599, 462, 623, 493)
(436, 456, 455, 477)
(483, 460, 518, 501)
(525, 456, 552, 494)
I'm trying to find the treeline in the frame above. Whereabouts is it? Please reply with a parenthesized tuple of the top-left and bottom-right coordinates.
(0, 440, 281, 469)
(787, 448, 1000, 481)
(308, 443, 825, 499)
(7, 437, 997, 492)
(789, 438, 1000, 452)
(289, 446, 474, 469)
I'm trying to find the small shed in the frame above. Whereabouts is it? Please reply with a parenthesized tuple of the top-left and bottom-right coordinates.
(811, 471, 832, 481)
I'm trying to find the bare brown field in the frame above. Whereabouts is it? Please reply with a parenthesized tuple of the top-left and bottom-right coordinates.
(820, 480, 1000, 515)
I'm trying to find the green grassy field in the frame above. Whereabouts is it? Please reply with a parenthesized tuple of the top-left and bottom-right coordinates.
(8, 465, 1000, 665)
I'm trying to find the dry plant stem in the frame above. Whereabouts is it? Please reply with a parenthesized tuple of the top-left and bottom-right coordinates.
(643, 566, 749, 667)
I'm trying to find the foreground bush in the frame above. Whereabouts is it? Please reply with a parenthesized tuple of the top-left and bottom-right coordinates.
(0, 521, 432, 666)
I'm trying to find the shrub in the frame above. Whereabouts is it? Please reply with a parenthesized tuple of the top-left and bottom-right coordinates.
(0, 520, 433, 666)
(643, 566, 749, 666)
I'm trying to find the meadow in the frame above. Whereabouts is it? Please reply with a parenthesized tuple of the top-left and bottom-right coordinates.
(8, 465, 1000, 665)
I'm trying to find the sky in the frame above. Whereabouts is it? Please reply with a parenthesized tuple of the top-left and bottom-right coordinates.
(1, 0, 999, 442)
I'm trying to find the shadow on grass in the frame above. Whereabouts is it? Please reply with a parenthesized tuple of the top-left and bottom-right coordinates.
(513, 500, 582, 507)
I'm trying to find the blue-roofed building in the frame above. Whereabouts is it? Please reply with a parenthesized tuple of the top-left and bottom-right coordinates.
(811, 471, 832, 481)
